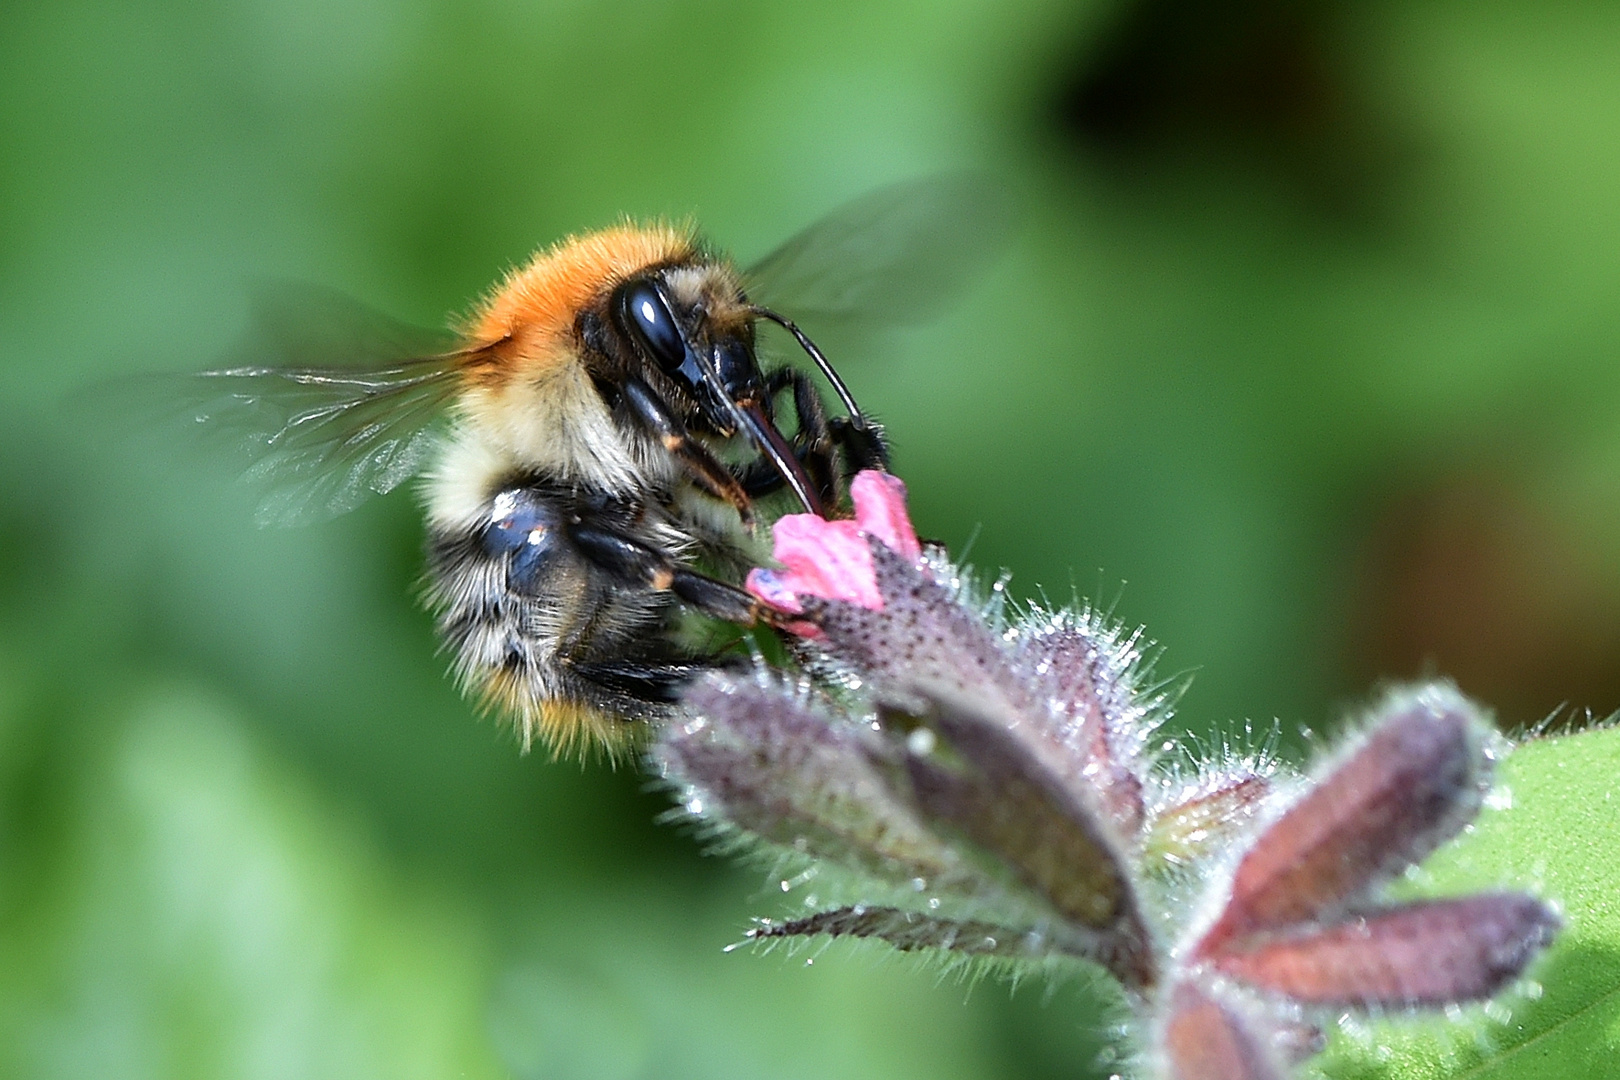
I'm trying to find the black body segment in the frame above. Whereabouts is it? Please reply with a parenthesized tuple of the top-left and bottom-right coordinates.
(426, 477, 763, 736)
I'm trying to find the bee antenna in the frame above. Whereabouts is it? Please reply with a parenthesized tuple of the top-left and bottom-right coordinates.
(749, 307, 868, 426)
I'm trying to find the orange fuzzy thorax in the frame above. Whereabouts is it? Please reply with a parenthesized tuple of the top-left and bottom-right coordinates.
(432, 222, 703, 502)
(465, 223, 695, 371)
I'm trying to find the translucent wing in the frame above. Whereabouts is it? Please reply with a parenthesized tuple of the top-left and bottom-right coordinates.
(115, 284, 471, 527)
(743, 173, 1012, 327)
(183, 357, 462, 528)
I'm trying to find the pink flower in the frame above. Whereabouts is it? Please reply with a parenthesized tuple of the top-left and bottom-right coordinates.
(746, 471, 922, 628)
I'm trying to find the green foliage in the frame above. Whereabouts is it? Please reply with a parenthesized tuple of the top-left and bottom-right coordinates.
(0, 690, 505, 1080)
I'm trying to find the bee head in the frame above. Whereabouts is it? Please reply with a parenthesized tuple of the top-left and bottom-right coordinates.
(610, 267, 763, 429)
(606, 265, 821, 514)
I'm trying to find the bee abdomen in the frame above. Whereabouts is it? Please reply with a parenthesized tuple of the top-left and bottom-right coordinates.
(423, 481, 677, 755)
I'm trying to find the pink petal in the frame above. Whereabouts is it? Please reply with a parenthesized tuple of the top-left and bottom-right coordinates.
(770, 514, 882, 609)
(851, 470, 922, 559)
(745, 469, 922, 626)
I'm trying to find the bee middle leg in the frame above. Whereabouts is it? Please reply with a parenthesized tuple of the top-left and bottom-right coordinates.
(568, 658, 716, 704)
(562, 518, 786, 707)
(568, 523, 769, 627)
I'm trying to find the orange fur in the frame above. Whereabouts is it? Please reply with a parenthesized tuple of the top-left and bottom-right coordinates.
(480, 667, 638, 761)
(463, 223, 695, 379)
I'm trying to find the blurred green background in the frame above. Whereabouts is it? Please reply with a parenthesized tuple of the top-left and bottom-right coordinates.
(5, 0, 1620, 1077)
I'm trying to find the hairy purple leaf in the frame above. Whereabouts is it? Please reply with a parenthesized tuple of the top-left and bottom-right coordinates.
(1198, 689, 1490, 954)
(1015, 617, 1149, 835)
(662, 674, 971, 888)
(746, 906, 1106, 963)
(896, 691, 1153, 987)
(1160, 980, 1287, 1080)
(1208, 893, 1560, 1007)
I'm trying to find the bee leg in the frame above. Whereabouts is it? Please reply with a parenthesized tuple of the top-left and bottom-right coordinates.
(569, 524, 767, 627)
(620, 377, 757, 529)
(569, 659, 712, 704)
(828, 414, 890, 473)
(668, 567, 768, 625)
(733, 367, 892, 505)
(764, 362, 891, 476)
(733, 367, 839, 503)
(772, 366, 840, 500)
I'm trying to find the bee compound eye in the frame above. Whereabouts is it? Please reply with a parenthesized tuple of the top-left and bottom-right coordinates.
(618, 280, 687, 372)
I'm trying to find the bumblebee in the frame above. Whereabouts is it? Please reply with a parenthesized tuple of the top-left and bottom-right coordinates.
(165, 176, 999, 755)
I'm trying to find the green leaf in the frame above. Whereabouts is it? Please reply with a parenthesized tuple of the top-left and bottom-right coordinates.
(0, 688, 506, 1080)
(1318, 724, 1620, 1080)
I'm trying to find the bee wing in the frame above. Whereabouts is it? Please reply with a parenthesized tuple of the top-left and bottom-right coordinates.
(107, 284, 472, 527)
(181, 357, 464, 527)
(743, 173, 1012, 328)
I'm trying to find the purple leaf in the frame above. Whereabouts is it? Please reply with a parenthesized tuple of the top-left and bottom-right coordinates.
(1198, 688, 1490, 955)
(1207, 893, 1561, 1007)
(746, 906, 1103, 962)
(661, 674, 972, 888)
(806, 543, 1026, 715)
(1159, 980, 1287, 1080)
(809, 546, 1153, 845)
(894, 691, 1154, 987)
(1016, 618, 1149, 835)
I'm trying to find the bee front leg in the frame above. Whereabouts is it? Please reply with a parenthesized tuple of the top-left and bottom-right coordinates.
(620, 377, 757, 530)
(828, 413, 890, 473)
(770, 362, 891, 476)
(733, 367, 888, 506)
(733, 366, 837, 503)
